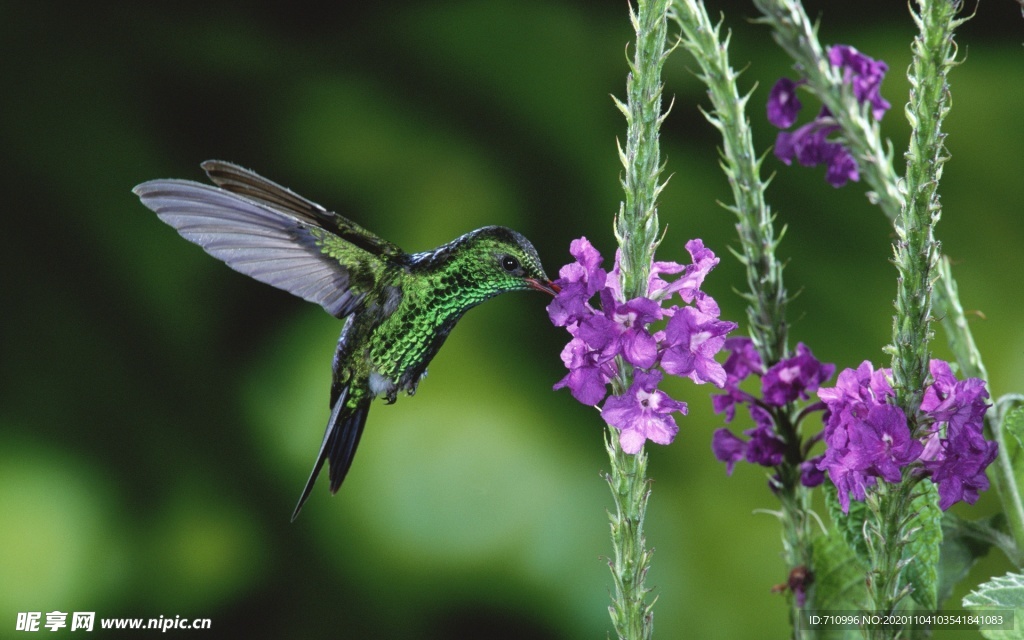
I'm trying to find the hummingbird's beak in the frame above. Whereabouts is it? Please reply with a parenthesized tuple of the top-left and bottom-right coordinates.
(526, 278, 561, 296)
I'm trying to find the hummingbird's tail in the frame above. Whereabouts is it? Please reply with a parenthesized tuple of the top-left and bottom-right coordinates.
(291, 385, 370, 521)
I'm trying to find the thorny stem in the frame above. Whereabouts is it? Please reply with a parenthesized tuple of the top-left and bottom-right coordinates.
(606, 0, 672, 638)
(862, 479, 918, 640)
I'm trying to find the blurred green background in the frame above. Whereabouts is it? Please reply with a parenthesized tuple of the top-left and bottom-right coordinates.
(2, 1, 1022, 638)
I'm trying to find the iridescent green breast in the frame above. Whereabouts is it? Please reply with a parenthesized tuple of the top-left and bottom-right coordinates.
(365, 269, 482, 400)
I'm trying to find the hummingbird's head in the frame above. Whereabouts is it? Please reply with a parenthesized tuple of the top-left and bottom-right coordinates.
(444, 226, 559, 298)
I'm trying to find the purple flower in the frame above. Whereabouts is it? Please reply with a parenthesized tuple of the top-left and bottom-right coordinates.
(767, 78, 803, 129)
(818, 361, 895, 437)
(659, 293, 737, 387)
(603, 249, 625, 303)
(644, 257, 682, 302)
(711, 409, 786, 473)
(564, 292, 662, 370)
(762, 343, 835, 407)
(548, 236, 735, 455)
(712, 428, 747, 475)
(768, 43, 890, 187)
(828, 45, 891, 121)
(710, 339, 834, 480)
(923, 426, 998, 510)
(553, 336, 615, 405)
(823, 145, 860, 187)
(819, 441, 877, 514)
(711, 391, 744, 424)
(773, 114, 859, 188)
(648, 239, 722, 306)
(744, 421, 787, 467)
(710, 337, 764, 422)
(848, 404, 923, 482)
(917, 359, 994, 509)
(721, 337, 765, 384)
(602, 370, 688, 454)
(602, 292, 663, 369)
(547, 237, 606, 327)
(817, 362, 906, 512)
(800, 456, 826, 487)
(817, 359, 996, 511)
(921, 359, 990, 438)
(774, 117, 833, 166)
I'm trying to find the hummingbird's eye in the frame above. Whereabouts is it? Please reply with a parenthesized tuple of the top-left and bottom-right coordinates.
(500, 255, 520, 272)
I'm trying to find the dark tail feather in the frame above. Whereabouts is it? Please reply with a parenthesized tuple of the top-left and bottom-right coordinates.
(290, 387, 371, 521)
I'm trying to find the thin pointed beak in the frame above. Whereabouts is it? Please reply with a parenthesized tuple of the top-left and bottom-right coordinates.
(526, 278, 560, 296)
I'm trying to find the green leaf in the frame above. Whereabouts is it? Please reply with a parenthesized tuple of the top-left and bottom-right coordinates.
(963, 572, 1024, 640)
(1002, 405, 1024, 451)
(824, 482, 871, 565)
(812, 530, 869, 640)
(903, 480, 942, 609)
(964, 572, 1024, 608)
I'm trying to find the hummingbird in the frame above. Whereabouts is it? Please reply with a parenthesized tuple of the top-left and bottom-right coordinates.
(133, 160, 558, 520)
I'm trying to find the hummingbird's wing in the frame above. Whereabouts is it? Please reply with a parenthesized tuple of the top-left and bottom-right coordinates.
(134, 163, 404, 319)
(199, 160, 406, 260)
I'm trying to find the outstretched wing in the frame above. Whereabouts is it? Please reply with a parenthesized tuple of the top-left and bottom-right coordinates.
(200, 160, 406, 259)
(133, 162, 404, 318)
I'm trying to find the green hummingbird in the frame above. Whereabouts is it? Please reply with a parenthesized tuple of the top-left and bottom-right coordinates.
(133, 160, 557, 520)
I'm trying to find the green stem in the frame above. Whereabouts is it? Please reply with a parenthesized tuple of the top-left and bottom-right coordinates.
(867, 2, 958, 624)
(875, 0, 960, 628)
(613, 0, 672, 298)
(865, 0, 961, 627)
(669, 2, 813, 636)
(863, 480, 917, 640)
(890, 0, 957, 413)
(605, 429, 655, 640)
(605, 1, 672, 638)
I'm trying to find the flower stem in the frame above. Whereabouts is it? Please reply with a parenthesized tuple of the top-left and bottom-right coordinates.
(751, 0, 986, 413)
(870, 2, 961, 621)
(605, 429, 655, 640)
(606, 1, 672, 638)
(863, 479, 917, 639)
(670, 2, 813, 635)
(613, 0, 672, 300)
(890, 0, 958, 414)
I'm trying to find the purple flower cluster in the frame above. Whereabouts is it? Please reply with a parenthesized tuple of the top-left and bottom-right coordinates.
(818, 360, 995, 512)
(829, 45, 892, 121)
(711, 339, 834, 484)
(548, 238, 736, 454)
(767, 45, 891, 188)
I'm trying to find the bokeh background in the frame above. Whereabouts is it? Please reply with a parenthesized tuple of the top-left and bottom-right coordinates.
(2, 1, 1022, 638)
